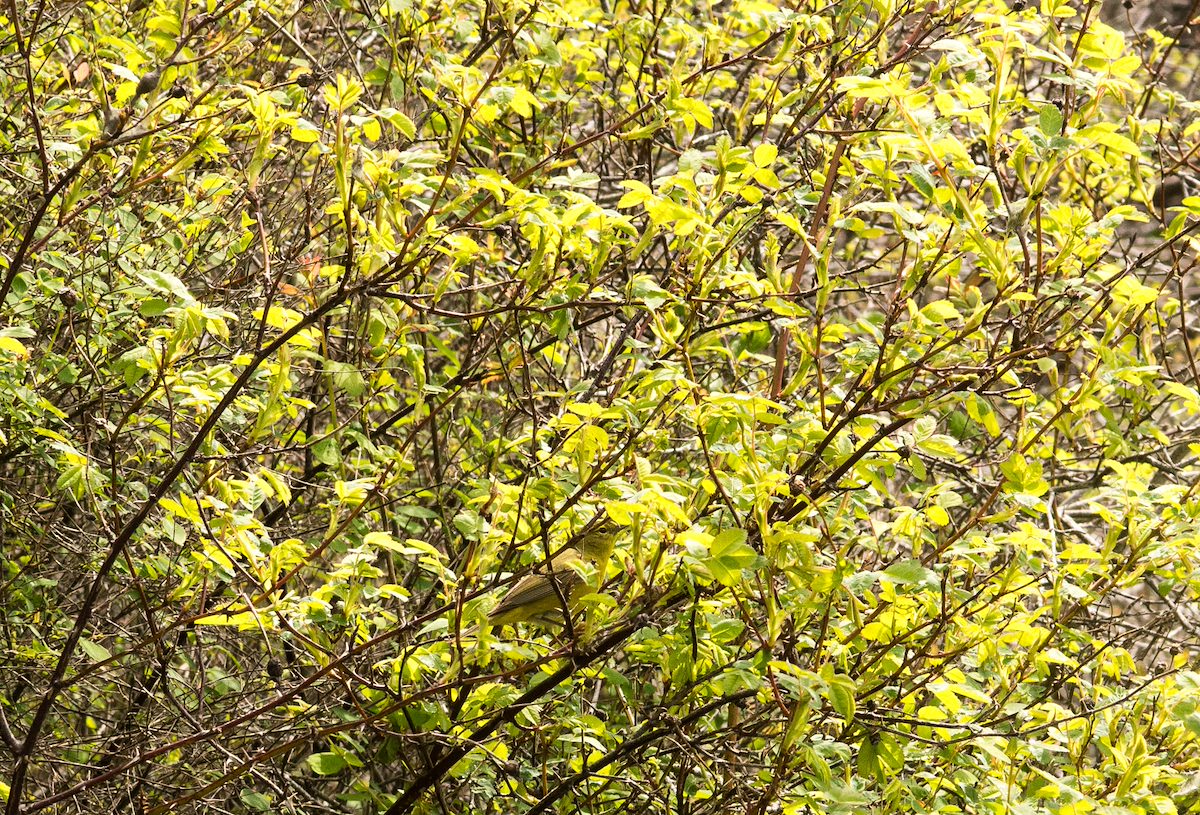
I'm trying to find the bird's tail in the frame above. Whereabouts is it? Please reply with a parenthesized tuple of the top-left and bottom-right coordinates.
(440, 621, 488, 683)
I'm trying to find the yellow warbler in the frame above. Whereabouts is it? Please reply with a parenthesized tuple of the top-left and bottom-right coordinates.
(442, 519, 618, 682)
(486, 518, 618, 628)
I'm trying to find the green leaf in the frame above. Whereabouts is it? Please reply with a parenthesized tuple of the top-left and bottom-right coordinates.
(381, 107, 416, 139)
(915, 433, 959, 459)
(312, 437, 341, 466)
(835, 74, 902, 100)
(306, 752, 348, 776)
(79, 638, 112, 663)
(706, 529, 759, 587)
(238, 789, 272, 811)
(907, 164, 936, 198)
(1077, 123, 1141, 157)
(0, 337, 28, 358)
(883, 560, 938, 586)
(825, 672, 857, 724)
(138, 270, 194, 302)
(857, 736, 885, 784)
(327, 360, 368, 397)
(629, 274, 672, 309)
(1038, 104, 1063, 136)
(754, 143, 778, 168)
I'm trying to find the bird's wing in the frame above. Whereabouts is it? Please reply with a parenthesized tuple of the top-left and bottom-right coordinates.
(488, 562, 583, 620)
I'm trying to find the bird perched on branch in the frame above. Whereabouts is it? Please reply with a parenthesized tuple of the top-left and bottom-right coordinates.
(485, 517, 619, 628)
(441, 517, 619, 683)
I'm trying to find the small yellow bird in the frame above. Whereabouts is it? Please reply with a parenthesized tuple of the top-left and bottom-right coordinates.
(442, 519, 618, 682)
(486, 518, 619, 628)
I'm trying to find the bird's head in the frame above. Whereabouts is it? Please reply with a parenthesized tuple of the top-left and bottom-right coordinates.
(572, 516, 621, 562)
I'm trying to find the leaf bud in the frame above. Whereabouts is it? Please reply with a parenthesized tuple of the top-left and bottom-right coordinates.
(135, 68, 160, 97)
(101, 103, 125, 140)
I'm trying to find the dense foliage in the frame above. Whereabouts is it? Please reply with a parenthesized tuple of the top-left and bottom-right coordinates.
(3, 0, 1200, 813)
